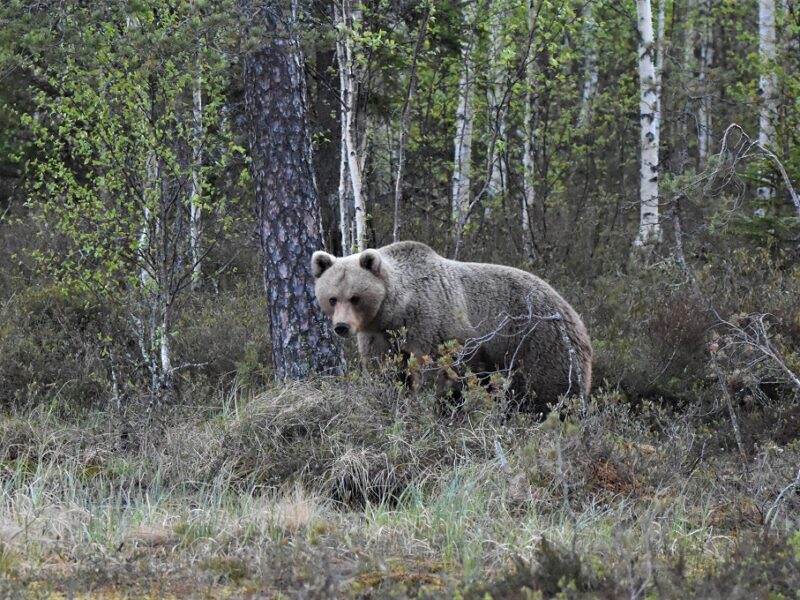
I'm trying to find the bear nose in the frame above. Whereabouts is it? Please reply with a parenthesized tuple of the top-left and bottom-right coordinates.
(334, 323, 350, 337)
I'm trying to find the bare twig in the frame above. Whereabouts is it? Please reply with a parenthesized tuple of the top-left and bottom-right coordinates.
(710, 352, 747, 462)
(716, 123, 800, 216)
(716, 313, 800, 393)
(670, 190, 799, 464)
(494, 439, 512, 476)
(765, 467, 800, 527)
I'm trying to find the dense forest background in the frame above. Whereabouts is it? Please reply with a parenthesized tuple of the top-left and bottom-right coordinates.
(1, 0, 799, 596)
(1, 0, 799, 408)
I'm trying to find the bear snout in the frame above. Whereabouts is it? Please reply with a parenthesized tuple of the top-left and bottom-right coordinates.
(333, 322, 351, 337)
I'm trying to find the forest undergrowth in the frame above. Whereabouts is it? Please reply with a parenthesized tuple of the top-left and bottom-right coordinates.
(2, 225, 800, 597)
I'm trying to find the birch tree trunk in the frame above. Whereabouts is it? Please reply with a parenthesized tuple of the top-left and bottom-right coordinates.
(154, 158, 174, 398)
(141, 152, 157, 287)
(485, 0, 507, 211)
(189, 67, 203, 290)
(335, 14, 352, 257)
(634, 0, 661, 248)
(335, 0, 368, 251)
(655, 0, 666, 122)
(696, 0, 714, 167)
(451, 0, 477, 259)
(243, 0, 344, 379)
(338, 130, 352, 254)
(142, 143, 174, 400)
(577, 2, 599, 129)
(758, 0, 778, 199)
(131, 11, 154, 290)
(521, 0, 538, 265)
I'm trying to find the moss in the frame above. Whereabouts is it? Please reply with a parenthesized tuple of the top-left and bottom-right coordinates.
(198, 557, 250, 584)
(353, 559, 449, 596)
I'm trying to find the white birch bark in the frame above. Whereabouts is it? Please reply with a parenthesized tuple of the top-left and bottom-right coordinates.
(153, 157, 173, 396)
(189, 68, 203, 289)
(485, 1, 507, 210)
(521, 0, 537, 265)
(155, 206, 173, 395)
(140, 152, 157, 287)
(655, 0, 666, 121)
(757, 0, 778, 199)
(577, 2, 599, 129)
(335, 0, 368, 251)
(159, 308, 172, 389)
(696, 0, 714, 166)
(128, 11, 173, 399)
(452, 0, 477, 257)
(129, 13, 154, 288)
(634, 0, 661, 248)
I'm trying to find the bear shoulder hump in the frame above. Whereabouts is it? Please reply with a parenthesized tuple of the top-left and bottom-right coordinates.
(380, 240, 440, 264)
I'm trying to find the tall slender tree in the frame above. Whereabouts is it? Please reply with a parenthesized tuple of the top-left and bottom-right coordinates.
(521, 0, 539, 265)
(392, 2, 431, 243)
(189, 57, 204, 290)
(757, 0, 778, 199)
(242, 0, 344, 379)
(696, 0, 714, 167)
(634, 0, 662, 248)
(577, 1, 599, 129)
(22, 1, 238, 403)
(335, 0, 368, 251)
(485, 0, 508, 209)
(451, 0, 477, 258)
(338, 130, 352, 255)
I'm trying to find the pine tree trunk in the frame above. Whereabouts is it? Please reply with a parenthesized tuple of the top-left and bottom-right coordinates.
(634, 0, 661, 248)
(243, 0, 344, 380)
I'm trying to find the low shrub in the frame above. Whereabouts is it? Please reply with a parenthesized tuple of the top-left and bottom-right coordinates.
(0, 285, 112, 410)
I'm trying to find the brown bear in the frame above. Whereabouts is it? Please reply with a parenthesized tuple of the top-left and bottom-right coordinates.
(311, 241, 592, 412)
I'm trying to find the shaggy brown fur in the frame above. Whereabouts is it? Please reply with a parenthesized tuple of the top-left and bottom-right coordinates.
(312, 241, 592, 411)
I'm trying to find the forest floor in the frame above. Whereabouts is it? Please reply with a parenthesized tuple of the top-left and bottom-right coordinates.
(1, 378, 799, 599)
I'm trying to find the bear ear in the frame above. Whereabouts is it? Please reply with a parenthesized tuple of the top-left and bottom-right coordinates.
(311, 251, 335, 278)
(359, 249, 382, 275)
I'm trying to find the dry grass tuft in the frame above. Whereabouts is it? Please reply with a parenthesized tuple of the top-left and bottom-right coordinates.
(273, 484, 327, 533)
(0, 377, 798, 597)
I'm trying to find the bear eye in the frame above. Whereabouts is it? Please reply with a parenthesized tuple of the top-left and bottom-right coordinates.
(329, 297, 337, 306)
(350, 296, 360, 305)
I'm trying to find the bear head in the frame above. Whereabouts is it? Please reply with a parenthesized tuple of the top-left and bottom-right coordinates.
(311, 249, 386, 338)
